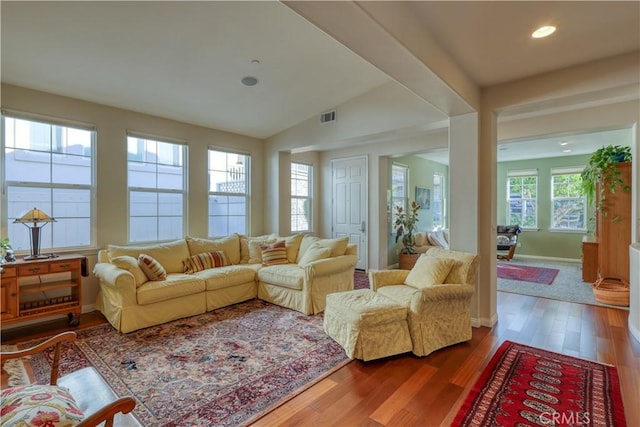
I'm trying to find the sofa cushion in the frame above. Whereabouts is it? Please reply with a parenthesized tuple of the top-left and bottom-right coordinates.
(281, 233, 304, 263)
(136, 274, 205, 305)
(298, 243, 331, 266)
(258, 265, 304, 290)
(376, 285, 419, 307)
(1, 384, 85, 426)
(248, 237, 279, 264)
(297, 236, 349, 262)
(404, 255, 455, 289)
(111, 255, 148, 286)
(195, 265, 258, 291)
(186, 235, 241, 265)
(138, 254, 168, 281)
(183, 251, 229, 274)
(239, 234, 276, 263)
(414, 232, 428, 246)
(261, 241, 289, 266)
(427, 231, 449, 250)
(107, 239, 190, 274)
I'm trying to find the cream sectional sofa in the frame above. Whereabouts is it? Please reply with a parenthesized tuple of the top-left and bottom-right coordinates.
(93, 234, 357, 333)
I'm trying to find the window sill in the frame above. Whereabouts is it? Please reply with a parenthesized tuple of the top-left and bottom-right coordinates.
(548, 228, 587, 234)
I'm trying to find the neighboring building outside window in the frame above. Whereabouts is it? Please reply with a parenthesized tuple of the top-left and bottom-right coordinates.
(551, 167, 586, 231)
(391, 163, 409, 227)
(2, 115, 95, 252)
(208, 149, 249, 237)
(127, 134, 186, 242)
(291, 162, 312, 233)
(507, 169, 538, 229)
(433, 172, 446, 228)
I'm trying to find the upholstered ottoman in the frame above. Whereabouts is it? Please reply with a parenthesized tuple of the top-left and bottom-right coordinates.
(324, 289, 413, 361)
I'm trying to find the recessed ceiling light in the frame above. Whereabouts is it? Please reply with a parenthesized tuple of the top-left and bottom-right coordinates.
(241, 76, 258, 86)
(532, 25, 556, 39)
(559, 141, 569, 146)
(563, 149, 572, 153)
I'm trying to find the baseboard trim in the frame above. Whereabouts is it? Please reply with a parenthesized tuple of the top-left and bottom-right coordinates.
(513, 254, 581, 264)
(472, 313, 498, 328)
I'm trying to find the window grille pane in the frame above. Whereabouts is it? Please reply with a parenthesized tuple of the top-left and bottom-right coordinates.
(3, 116, 95, 251)
(291, 163, 311, 232)
(208, 150, 249, 236)
(551, 173, 586, 230)
(127, 135, 186, 242)
(507, 175, 538, 228)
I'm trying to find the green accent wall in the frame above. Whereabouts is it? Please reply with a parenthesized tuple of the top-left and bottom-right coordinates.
(387, 155, 449, 265)
(497, 154, 594, 260)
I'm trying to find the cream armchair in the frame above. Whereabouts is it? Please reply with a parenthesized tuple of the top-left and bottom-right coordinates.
(368, 248, 479, 356)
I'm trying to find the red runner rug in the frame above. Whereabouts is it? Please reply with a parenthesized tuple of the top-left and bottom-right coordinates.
(497, 263, 559, 285)
(454, 341, 627, 426)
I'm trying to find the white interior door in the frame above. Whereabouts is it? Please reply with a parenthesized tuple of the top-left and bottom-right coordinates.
(332, 156, 367, 270)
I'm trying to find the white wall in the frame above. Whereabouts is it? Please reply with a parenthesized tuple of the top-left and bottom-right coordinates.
(1, 83, 265, 315)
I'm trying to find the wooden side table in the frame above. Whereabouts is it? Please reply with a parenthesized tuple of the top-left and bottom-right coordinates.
(0, 254, 87, 327)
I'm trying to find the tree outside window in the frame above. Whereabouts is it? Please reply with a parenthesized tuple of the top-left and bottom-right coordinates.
(551, 171, 586, 231)
(507, 172, 537, 228)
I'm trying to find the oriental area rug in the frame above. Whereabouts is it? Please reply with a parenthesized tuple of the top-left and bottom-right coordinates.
(26, 300, 350, 426)
(497, 263, 559, 285)
(454, 341, 627, 426)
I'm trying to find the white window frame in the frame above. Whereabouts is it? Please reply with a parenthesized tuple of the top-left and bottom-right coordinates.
(391, 163, 409, 228)
(550, 166, 587, 232)
(208, 148, 250, 237)
(433, 172, 446, 229)
(127, 133, 187, 243)
(507, 169, 538, 229)
(291, 162, 312, 233)
(2, 113, 96, 253)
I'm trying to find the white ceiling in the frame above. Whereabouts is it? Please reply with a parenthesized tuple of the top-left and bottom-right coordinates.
(2, 1, 639, 152)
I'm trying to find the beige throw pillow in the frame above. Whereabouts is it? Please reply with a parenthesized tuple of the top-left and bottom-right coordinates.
(186, 235, 240, 265)
(297, 243, 331, 266)
(111, 255, 148, 286)
(404, 255, 455, 289)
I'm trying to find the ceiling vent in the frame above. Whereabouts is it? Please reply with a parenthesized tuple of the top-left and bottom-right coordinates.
(320, 109, 336, 124)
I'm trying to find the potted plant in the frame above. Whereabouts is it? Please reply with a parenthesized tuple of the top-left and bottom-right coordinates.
(394, 201, 420, 269)
(581, 145, 632, 219)
(0, 237, 11, 264)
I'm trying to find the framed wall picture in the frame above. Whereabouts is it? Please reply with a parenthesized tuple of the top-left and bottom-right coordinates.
(416, 186, 430, 210)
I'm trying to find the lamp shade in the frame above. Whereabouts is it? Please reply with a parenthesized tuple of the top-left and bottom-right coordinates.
(13, 208, 56, 225)
(13, 208, 56, 260)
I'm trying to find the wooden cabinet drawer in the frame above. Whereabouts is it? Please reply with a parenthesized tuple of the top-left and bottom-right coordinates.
(50, 259, 81, 273)
(1, 266, 17, 278)
(18, 264, 50, 276)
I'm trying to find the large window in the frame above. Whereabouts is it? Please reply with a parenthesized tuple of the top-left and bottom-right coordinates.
(551, 167, 586, 231)
(507, 169, 538, 229)
(433, 172, 446, 228)
(208, 149, 249, 237)
(2, 115, 95, 252)
(127, 134, 186, 242)
(391, 163, 408, 226)
(291, 162, 312, 233)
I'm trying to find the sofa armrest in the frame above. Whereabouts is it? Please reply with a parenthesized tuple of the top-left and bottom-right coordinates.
(418, 283, 474, 303)
(307, 254, 357, 276)
(93, 263, 137, 306)
(368, 269, 410, 291)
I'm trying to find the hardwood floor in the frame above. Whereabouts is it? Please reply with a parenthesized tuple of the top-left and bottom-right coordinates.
(2, 292, 638, 426)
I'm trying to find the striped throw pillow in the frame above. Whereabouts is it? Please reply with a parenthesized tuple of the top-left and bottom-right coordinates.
(183, 251, 229, 273)
(138, 254, 167, 281)
(260, 241, 288, 266)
